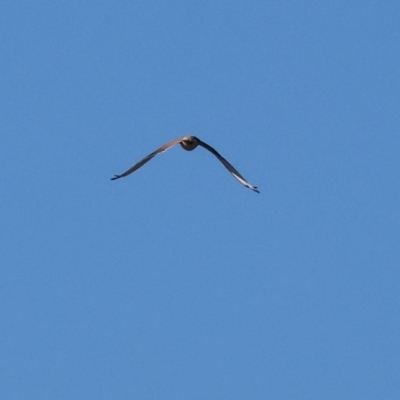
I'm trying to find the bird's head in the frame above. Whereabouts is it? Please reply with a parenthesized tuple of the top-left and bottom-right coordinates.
(180, 135, 199, 151)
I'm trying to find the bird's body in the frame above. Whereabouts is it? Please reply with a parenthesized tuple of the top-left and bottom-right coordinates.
(111, 135, 259, 193)
(180, 136, 199, 151)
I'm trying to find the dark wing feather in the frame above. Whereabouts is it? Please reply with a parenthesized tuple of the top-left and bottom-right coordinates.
(111, 137, 184, 180)
(197, 139, 259, 193)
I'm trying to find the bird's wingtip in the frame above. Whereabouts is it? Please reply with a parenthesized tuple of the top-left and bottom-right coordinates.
(249, 185, 260, 193)
(110, 175, 121, 181)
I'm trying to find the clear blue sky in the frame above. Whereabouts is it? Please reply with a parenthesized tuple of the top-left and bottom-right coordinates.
(1, 1, 399, 399)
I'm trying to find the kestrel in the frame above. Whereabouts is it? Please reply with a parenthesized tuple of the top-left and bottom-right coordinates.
(111, 135, 259, 193)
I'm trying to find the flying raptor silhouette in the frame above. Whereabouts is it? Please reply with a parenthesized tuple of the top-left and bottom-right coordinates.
(111, 135, 259, 193)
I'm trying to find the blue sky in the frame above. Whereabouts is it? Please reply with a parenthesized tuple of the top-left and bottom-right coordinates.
(1, 1, 399, 399)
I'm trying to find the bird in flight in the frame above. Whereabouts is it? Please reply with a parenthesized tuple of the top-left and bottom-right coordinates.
(111, 135, 259, 193)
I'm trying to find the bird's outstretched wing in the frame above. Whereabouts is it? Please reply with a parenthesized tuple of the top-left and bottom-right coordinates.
(111, 136, 184, 180)
(197, 139, 259, 193)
